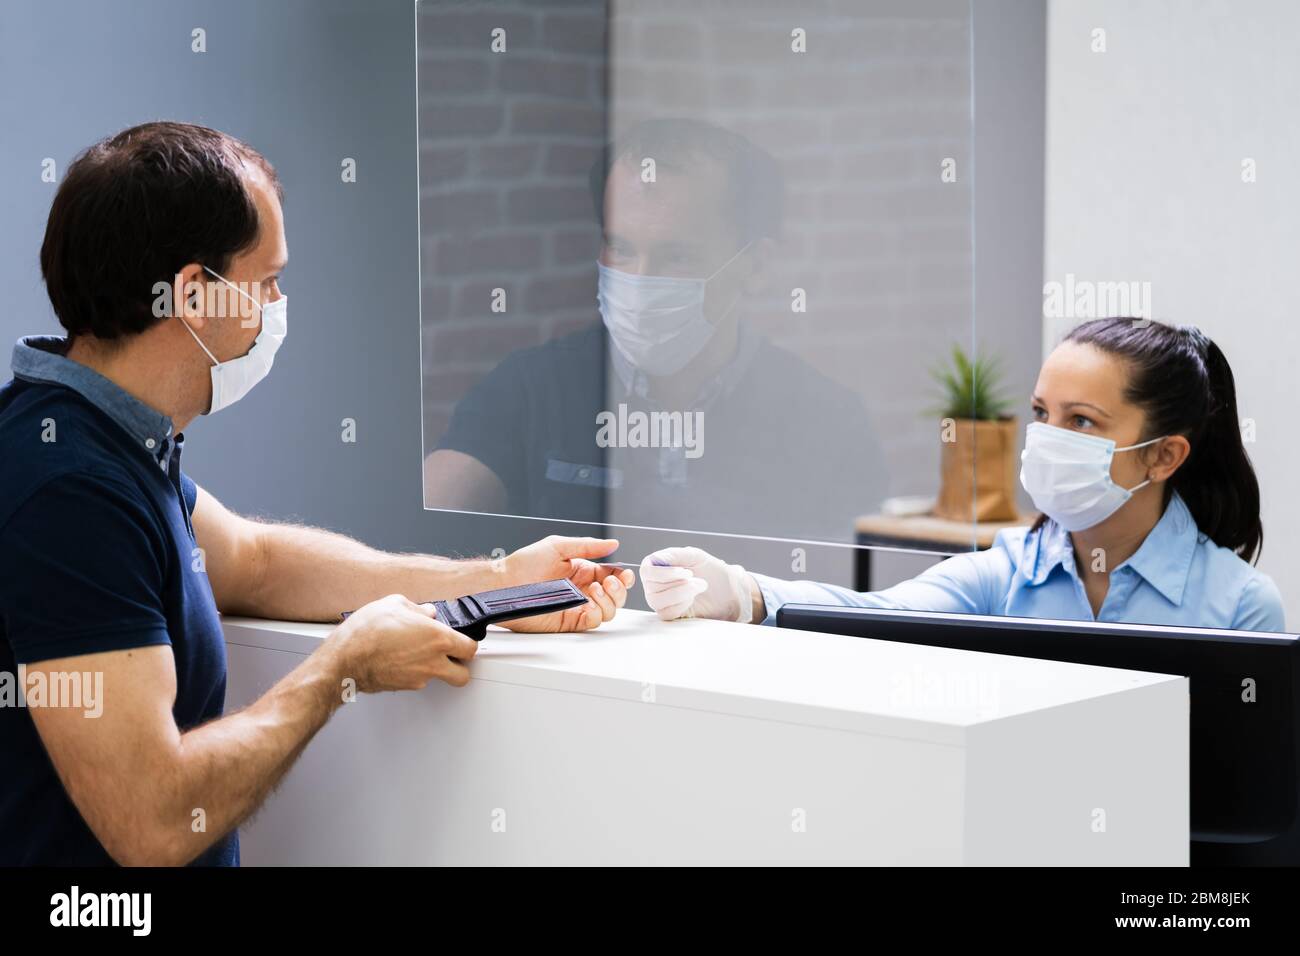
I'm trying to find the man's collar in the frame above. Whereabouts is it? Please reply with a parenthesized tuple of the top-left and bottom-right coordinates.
(1027, 493, 1199, 605)
(11, 335, 176, 455)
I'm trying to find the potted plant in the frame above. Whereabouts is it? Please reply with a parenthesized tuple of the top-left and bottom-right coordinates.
(928, 344, 1019, 523)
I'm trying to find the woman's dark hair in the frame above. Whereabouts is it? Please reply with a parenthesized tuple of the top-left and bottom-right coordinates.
(1034, 317, 1262, 563)
(40, 121, 281, 342)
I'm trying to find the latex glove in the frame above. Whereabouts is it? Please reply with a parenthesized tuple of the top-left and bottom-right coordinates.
(640, 547, 753, 623)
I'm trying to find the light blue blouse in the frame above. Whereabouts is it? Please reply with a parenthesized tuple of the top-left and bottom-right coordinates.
(754, 492, 1287, 632)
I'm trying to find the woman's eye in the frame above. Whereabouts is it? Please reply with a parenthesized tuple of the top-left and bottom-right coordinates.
(1031, 406, 1047, 420)
(1072, 414, 1093, 429)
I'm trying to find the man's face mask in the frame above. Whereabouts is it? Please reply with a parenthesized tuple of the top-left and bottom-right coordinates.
(181, 265, 287, 414)
(596, 242, 752, 377)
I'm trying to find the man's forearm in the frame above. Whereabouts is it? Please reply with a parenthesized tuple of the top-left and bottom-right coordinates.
(234, 522, 507, 622)
(152, 636, 349, 864)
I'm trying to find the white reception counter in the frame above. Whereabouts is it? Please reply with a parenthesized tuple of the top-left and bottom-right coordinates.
(223, 608, 1188, 865)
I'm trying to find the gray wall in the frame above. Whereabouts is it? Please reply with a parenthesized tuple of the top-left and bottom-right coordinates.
(0, 0, 1046, 598)
(1044, 0, 1299, 624)
(0, 0, 575, 569)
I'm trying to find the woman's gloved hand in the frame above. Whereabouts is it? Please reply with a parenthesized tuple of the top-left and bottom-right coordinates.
(639, 547, 754, 623)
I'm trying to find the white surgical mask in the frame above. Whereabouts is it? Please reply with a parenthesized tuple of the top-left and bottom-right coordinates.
(182, 266, 287, 414)
(596, 242, 751, 377)
(1019, 421, 1165, 532)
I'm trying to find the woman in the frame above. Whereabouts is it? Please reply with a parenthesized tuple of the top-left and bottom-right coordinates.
(641, 317, 1286, 632)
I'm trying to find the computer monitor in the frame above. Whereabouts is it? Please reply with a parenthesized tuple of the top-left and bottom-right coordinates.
(776, 604, 1300, 866)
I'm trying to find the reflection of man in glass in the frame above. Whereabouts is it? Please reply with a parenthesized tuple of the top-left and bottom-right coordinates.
(423, 118, 886, 543)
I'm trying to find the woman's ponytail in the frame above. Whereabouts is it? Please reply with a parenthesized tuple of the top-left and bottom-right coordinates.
(1172, 332, 1262, 562)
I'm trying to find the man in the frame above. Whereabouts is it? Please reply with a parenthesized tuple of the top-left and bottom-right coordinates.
(423, 118, 887, 543)
(0, 122, 634, 866)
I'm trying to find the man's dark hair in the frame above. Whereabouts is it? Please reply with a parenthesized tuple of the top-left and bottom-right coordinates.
(40, 121, 281, 342)
(588, 117, 785, 245)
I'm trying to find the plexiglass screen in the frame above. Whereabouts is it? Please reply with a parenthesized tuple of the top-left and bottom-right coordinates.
(417, 0, 976, 547)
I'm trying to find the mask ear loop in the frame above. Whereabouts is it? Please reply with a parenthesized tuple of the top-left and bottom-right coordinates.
(704, 240, 755, 283)
(1115, 434, 1166, 453)
(180, 316, 220, 366)
(1116, 434, 1167, 493)
(203, 265, 263, 312)
(177, 272, 221, 367)
(183, 266, 268, 365)
(203, 265, 266, 330)
(702, 240, 756, 327)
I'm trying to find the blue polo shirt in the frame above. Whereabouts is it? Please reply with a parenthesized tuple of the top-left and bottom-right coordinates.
(0, 335, 237, 866)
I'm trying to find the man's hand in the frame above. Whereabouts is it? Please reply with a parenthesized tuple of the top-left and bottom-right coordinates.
(193, 483, 634, 629)
(499, 535, 636, 633)
(329, 593, 479, 689)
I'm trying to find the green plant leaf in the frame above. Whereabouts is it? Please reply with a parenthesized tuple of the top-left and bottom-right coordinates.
(924, 341, 1013, 421)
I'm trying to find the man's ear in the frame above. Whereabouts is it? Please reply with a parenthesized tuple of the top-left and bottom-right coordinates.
(172, 262, 209, 329)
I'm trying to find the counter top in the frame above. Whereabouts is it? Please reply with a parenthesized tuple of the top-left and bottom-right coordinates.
(223, 608, 1180, 746)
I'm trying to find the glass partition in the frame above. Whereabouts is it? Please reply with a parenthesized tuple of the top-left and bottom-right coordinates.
(417, 0, 978, 549)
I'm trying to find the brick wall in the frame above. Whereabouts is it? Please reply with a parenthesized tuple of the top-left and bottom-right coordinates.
(418, 0, 973, 521)
(417, 0, 609, 448)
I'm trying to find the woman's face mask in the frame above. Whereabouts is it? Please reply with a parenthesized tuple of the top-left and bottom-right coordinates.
(1019, 421, 1166, 532)
(181, 265, 287, 414)
(596, 242, 751, 377)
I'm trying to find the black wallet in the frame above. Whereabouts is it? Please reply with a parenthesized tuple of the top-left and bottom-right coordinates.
(340, 578, 590, 641)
